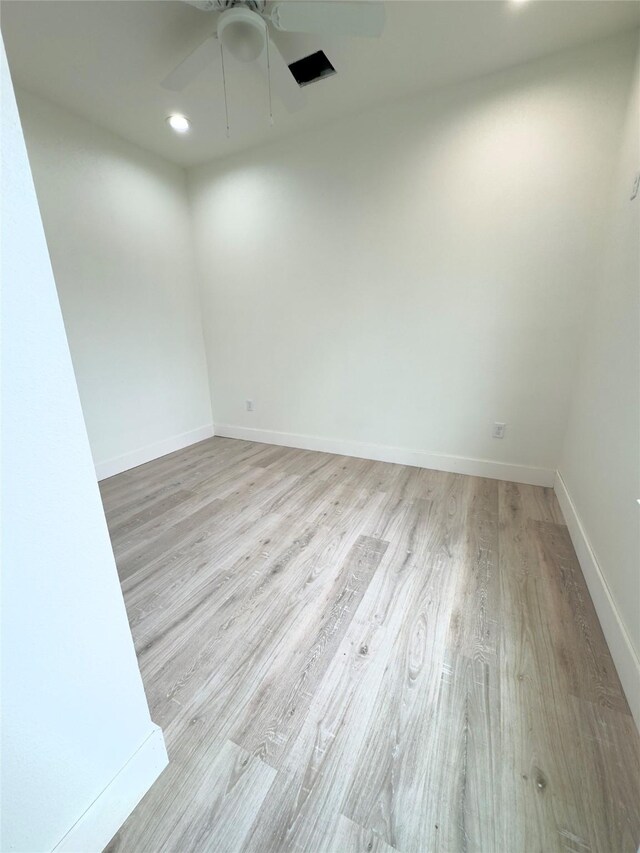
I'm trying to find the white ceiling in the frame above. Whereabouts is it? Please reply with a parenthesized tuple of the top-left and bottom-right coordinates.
(2, 0, 639, 167)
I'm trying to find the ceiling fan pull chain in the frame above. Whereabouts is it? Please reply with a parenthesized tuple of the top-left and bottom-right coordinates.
(265, 35, 274, 127)
(219, 40, 231, 137)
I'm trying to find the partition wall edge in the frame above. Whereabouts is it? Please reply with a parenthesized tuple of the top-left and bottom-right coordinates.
(1, 40, 168, 852)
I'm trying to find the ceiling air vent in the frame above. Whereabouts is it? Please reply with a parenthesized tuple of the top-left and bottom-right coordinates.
(288, 50, 336, 87)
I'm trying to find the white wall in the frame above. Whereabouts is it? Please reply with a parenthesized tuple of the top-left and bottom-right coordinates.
(189, 33, 637, 484)
(1, 43, 167, 853)
(557, 35, 640, 724)
(15, 88, 212, 478)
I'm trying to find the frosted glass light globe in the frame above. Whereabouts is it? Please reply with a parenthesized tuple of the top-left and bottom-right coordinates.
(218, 7, 266, 63)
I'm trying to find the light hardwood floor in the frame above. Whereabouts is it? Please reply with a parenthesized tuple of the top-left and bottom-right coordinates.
(101, 437, 640, 853)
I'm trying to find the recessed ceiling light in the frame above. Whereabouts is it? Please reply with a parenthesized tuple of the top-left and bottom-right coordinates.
(167, 114, 190, 133)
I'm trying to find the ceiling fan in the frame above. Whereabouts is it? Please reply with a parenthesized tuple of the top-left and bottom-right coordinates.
(162, 0, 386, 116)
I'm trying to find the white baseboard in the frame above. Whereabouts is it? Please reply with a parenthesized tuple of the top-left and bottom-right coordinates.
(53, 724, 168, 853)
(554, 471, 640, 730)
(214, 424, 555, 487)
(96, 425, 215, 481)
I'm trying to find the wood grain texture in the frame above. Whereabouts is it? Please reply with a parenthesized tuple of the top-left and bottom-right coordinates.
(101, 437, 640, 853)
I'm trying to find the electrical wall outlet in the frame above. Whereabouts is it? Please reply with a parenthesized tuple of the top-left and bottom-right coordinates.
(245, 400, 254, 412)
(492, 422, 506, 439)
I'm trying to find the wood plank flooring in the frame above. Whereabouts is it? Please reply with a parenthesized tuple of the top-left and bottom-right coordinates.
(101, 437, 640, 853)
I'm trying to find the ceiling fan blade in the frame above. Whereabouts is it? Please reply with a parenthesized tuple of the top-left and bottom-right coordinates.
(270, 1, 385, 38)
(258, 38, 307, 113)
(161, 35, 218, 91)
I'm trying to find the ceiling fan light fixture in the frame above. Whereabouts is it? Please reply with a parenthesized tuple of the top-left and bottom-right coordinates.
(217, 7, 267, 63)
